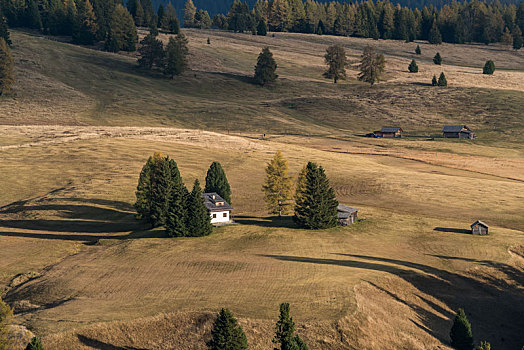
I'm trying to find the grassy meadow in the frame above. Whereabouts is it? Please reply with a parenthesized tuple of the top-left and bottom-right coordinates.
(0, 28, 523, 349)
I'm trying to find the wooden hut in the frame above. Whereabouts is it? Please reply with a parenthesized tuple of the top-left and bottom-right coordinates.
(337, 204, 358, 226)
(442, 125, 475, 139)
(375, 127, 403, 138)
(471, 220, 488, 235)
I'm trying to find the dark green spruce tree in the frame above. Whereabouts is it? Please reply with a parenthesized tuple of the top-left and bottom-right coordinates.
(257, 19, 267, 36)
(438, 72, 447, 86)
(408, 59, 418, 73)
(431, 74, 438, 86)
(273, 303, 308, 350)
(428, 19, 442, 44)
(137, 27, 164, 69)
(433, 52, 442, 65)
(208, 308, 248, 350)
(482, 60, 495, 75)
(293, 162, 338, 229)
(254, 47, 278, 86)
(204, 161, 232, 204)
(186, 179, 212, 237)
(415, 44, 421, 54)
(164, 33, 189, 78)
(0, 10, 11, 46)
(165, 171, 189, 237)
(149, 156, 176, 227)
(450, 308, 474, 350)
(135, 154, 159, 222)
(25, 336, 44, 350)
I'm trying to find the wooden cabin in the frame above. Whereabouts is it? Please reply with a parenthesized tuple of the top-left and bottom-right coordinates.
(375, 127, 403, 138)
(337, 204, 358, 226)
(442, 125, 475, 139)
(471, 220, 488, 235)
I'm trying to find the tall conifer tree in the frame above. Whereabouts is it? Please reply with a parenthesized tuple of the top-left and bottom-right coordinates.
(186, 179, 213, 237)
(184, 0, 196, 27)
(358, 45, 385, 86)
(450, 308, 474, 350)
(105, 4, 137, 52)
(161, 2, 179, 33)
(323, 44, 347, 83)
(209, 308, 248, 350)
(72, 0, 97, 45)
(273, 303, 308, 350)
(205, 162, 232, 204)
(262, 150, 293, 217)
(254, 47, 278, 86)
(164, 33, 188, 78)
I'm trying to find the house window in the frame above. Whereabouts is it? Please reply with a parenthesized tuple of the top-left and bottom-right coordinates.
(212, 214, 217, 219)
(223, 213, 227, 217)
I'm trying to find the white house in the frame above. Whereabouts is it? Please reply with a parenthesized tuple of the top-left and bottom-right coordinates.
(203, 192, 233, 225)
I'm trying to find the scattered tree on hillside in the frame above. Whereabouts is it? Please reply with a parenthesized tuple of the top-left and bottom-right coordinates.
(323, 44, 346, 83)
(257, 19, 267, 36)
(138, 28, 164, 69)
(25, 336, 44, 350)
(293, 162, 338, 229)
(0, 38, 14, 96)
(254, 47, 278, 86)
(428, 19, 442, 44)
(0, 297, 13, 350)
(205, 162, 232, 204)
(358, 45, 385, 87)
(184, 0, 197, 28)
(208, 308, 248, 350)
(512, 26, 523, 49)
(273, 303, 308, 350)
(72, 0, 97, 45)
(262, 150, 294, 217)
(450, 308, 474, 350)
(433, 52, 442, 65)
(408, 59, 418, 73)
(431, 74, 438, 86)
(482, 60, 495, 75)
(185, 179, 213, 237)
(164, 33, 189, 78)
(0, 10, 11, 46)
(161, 2, 180, 34)
(438, 72, 447, 86)
(415, 44, 421, 54)
(105, 5, 137, 52)
(475, 341, 491, 350)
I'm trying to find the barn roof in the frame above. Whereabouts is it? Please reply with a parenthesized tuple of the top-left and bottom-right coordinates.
(442, 125, 470, 133)
(203, 193, 233, 212)
(471, 220, 488, 228)
(338, 204, 358, 213)
(380, 127, 403, 133)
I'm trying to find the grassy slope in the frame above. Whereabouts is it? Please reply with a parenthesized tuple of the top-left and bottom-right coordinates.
(0, 30, 523, 349)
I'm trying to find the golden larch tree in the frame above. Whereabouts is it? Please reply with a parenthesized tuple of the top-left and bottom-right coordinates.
(262, 150, 293, 217)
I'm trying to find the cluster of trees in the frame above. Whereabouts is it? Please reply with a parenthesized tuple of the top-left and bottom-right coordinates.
(432, 72, 447, 86)
(138, 27, 189, 77)
(135, 153, 231, 237)
(262, 151, 339, 229)
(209, 303, 308, 350)
(128, 0, 181, 33)
(187, 0, 524, 48)
(0, 0, 138, 50)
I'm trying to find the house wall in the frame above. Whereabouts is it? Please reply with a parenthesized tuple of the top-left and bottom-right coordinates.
(443, 132, 459, 138)
(210, 210, 230, 224)
(472, 225, 488, 235)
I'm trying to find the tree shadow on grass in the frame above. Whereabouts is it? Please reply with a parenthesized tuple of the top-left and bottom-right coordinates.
(260, 253, 524, 349)
(77, 334, 147, 350)
(234, 215, 298, 229)
(434, 227, 471, 234)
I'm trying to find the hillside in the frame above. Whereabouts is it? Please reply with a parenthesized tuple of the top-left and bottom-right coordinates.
(0, 29, 523, 349)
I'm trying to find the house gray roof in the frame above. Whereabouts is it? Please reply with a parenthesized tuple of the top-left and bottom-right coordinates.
(471, 220, 488, 228)
(203, 193, 233, 212)
(380, 127, 403, 133)
(442, 125, 470, 133)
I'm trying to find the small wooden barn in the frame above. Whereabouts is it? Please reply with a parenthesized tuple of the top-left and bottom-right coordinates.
(442, 125, 475, 139)
(337, 204, 358, 226)
(375, 127, 403, 138)
(471, 220, 488, 235)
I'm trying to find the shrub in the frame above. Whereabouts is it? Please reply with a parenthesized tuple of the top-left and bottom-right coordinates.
(482, 60, 495, 75)
(433, 52, 442, 65)
(415, 44, 421, 54)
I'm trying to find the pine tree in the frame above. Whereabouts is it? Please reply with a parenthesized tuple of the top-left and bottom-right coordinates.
(415, 44, 421, 54)
(273, 303, 308, 350)
(428, 19, 442, 44)
(135, 153, 162, 222)
(186, 179, 212, 237)
(164, 33, 189, 78)
(501, 27, 513, 46)
(0, 10, 11, 46)
(149, 156, 176, 227)
(25, 0, 42, 30)
(323, 44, 347, 83)
(293, 164, 308, 227)
(205, 162, 232, 204)
(161, 2, 179, 34)
(165, 171, 189, 237)
(254, 47, 278, 86)
(450, 308, 474, 350)
(127, 0, 138, 17)
(105, 5, 137, 52)
(184, 0, 196, 28)
(482, 60, 495, 75)
(512, 26, 523, 50)
(433, 52, 442, 65)
(0, 297, 13, 350)
(138, 28, 164, 69)
(358, 45, 386, 87)
(408, 59, 418, 73)
(262, 150, 293, 217)
(135, 1, 144, 26)
(25, 336, 44, 350)
(257, 19, 267, 35)
(0, 38, 13, 96)
(475, 341, 491, 350)
(157, 4, 165, 28)
(431, 74, 438, 86)
(438, 72, 447, 86)
(72, 0, 97, 45)
(208, 308, 248, 350)
(293, 162, 338, 229)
